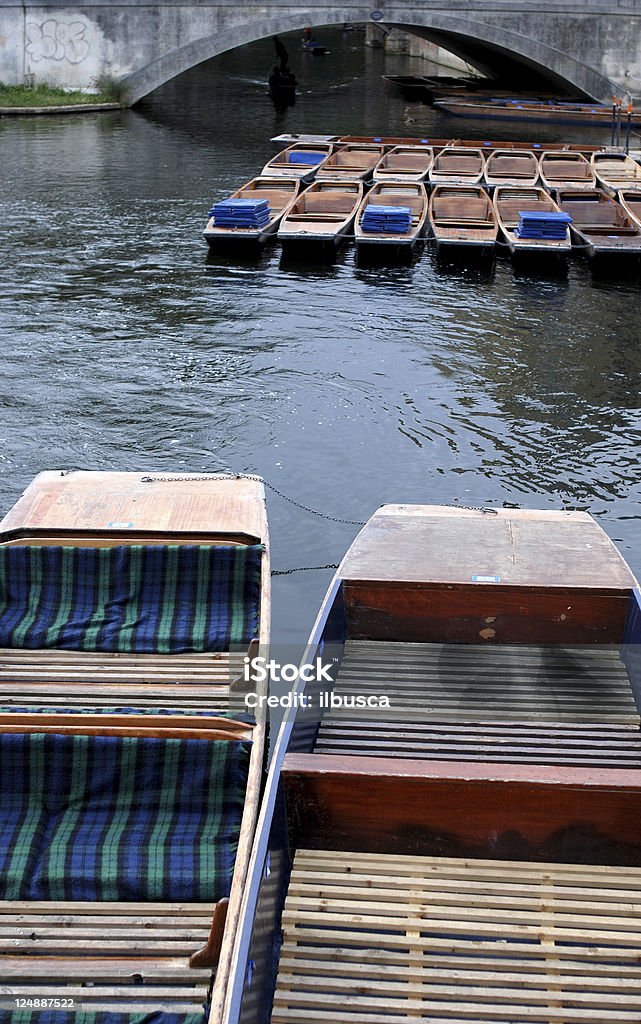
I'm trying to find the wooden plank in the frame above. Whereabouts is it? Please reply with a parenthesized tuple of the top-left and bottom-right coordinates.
(272, 850, 641, 1024)
(340, 507, 636, 590)
(283, 755, 641, 860)
(0, 471, 267, 542)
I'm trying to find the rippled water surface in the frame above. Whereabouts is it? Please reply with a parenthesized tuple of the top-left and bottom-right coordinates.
(2, 28, 641, 641)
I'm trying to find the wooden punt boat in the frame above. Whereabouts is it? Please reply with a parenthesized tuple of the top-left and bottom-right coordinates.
(618, 188, 641, 229)
(493, 185, 572, 255)
(220, 503, 641, 1024)
(539, 151, 596, 191)
(429, 146, 485, 185)
(555, 189, 641, 257)
(372, 145, 434, 183)
(314, 144, 384, 182)
(429, 185, 498, 250)
(278, 180, 363, 248)
(354, 182, 428, 251)
(483, 148, 539, 188)
(435, 97, 641, 126)
(261, 142, 335, 180)
(0, 470, 270, 1021)
(203, 176, 301, 247)
(592, 151, 641, 192)
(338, 134, 454, 150)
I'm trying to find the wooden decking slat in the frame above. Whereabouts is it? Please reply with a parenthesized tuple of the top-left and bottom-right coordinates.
(273, 850, 641, 1023)
(314, 640, 640, 763)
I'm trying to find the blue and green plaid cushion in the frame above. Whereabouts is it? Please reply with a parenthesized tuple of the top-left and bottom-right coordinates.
(0, 544, 262, 653)
(0, 733, 250, 901)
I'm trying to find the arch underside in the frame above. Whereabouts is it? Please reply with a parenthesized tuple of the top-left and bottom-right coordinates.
(121, 10, 619, 104)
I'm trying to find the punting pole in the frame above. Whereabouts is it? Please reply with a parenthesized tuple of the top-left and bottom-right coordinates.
(626, 102, 632, 154)
(611, 95, 617, 147)
(617, 98, 622, 147)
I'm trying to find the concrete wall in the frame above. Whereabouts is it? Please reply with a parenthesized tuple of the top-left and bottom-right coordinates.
(1, 0, 640, 103)
(366, 23, 473, 73)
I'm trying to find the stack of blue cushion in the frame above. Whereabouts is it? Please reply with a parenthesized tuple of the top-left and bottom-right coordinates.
(211, 198, 270, 229)
(361, 204, 412, 234)
(515, 210, 572, 239)
(288, 151, 325, 165)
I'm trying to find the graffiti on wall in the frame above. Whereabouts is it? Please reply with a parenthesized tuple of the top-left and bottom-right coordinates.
(26, 18, 91, 64)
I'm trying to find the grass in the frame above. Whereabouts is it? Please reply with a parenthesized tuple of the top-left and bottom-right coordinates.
(0, 82, 123, 108)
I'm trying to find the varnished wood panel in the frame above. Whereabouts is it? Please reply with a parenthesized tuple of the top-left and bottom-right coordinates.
(344, 582, 630, 644)
(283, 754, 641, 864)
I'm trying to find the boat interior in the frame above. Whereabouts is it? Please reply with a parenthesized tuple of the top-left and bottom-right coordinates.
(0, 471, 270, 1018)
(540, 152, 596, 186)
(361, 183, 426, 222)
(555, 191, 639, 235)
(431, 148, 485, 181)
(592, 154, 641, 187)
(281, 182, 363, 223)
(430, 187, 496, 230)
(484, 150, 540, 184)
(373, 146, 434, 180)
(494, 187, 560, 228)
(224, 505, 641, 1024)
(264, 144, 335, 176)
(316, 145, 384, 178)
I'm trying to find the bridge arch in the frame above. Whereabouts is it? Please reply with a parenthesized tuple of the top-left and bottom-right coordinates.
(117, 6, 629, 105)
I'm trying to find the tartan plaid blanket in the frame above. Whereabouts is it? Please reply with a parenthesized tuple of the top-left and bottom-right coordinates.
(0, 733, 250, 901)
(0, 544, 262, 653)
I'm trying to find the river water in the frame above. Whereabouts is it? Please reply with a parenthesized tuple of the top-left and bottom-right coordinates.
(2, 27, 640, 644)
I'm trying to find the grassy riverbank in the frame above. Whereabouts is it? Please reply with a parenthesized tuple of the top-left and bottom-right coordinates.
(0, 83, 123, 108)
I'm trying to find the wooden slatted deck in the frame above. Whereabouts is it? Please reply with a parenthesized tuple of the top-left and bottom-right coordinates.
(0, 902, 213, 1011)
(314, 641, 640, 766)
(0, 649, 242, 713)
(273, 849, 641, 1024)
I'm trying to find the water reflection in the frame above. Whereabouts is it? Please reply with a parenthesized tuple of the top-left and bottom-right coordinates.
(1, 27, 640, 646)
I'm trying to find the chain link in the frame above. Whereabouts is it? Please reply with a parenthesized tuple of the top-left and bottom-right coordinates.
(271, 563, 339, 577)
(140, 473, 366, 526)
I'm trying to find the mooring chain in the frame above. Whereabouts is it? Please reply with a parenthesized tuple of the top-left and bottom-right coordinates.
(271, 563, 340, 577)
(140, 473, 367, 526)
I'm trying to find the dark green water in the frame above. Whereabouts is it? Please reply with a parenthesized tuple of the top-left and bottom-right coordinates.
(2, 27, 640, 642)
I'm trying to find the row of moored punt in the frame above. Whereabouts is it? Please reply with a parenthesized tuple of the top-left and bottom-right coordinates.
(204, 140, 641, 259)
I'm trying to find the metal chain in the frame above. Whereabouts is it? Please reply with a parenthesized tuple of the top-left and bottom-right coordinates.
(271, 562, 339, 576)
(140, 474, 366, 526)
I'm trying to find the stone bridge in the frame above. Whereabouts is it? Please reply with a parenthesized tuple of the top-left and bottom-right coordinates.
(2, 0, 641, 105)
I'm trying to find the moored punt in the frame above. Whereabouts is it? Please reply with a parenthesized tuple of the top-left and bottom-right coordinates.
(0, 470, 271, 1021)
(483, 148, 539, 188)
(354, 182, 428, 253)
(261, 142, 335, 180)
(221, 504, 641, 1024)
(435, 97, 641, 126)
(539, 151, 596, 191)
(203, 176, 301, 247)
(338, 134, 453, 149)
(592, 151, 641, 192)
(372, 144, 434, 182)
(429, 185, 498, 250)
(493, 185, 572, 255)
(618, 188, 641, 229)
(315, 144, 384, 182)
(555, 189, 641, 257)
(429, 146, 485, 185)
(278, 180, 364, 249)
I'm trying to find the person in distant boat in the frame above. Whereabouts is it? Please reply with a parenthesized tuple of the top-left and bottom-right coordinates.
(272, 35, 289, 73)
(302, 27, 313, 43)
